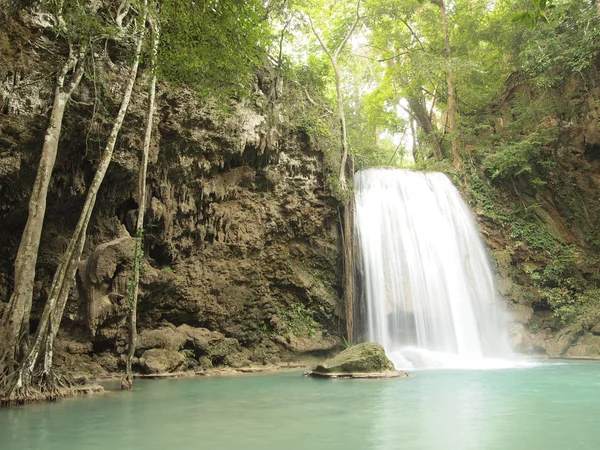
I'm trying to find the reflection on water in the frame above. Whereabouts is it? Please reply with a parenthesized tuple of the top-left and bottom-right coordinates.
(372, 372, 490, 450)
(1, 363, 600, 450)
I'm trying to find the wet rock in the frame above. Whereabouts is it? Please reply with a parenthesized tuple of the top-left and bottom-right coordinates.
(509, 323, 534, 353)
(312, 342, 398, 375)
(139, 349, 185, 374)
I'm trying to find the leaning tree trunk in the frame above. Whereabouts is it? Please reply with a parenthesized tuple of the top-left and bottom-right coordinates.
(1, 15, 146, 405)
(0, 44, 86, 383)
(123, 16, 159, 390)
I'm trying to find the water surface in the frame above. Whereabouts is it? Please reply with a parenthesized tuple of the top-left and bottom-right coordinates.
(1, 363, 599, 450)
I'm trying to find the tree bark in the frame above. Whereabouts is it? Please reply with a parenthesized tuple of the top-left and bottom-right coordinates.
(124, 14, 159, 389)
(433, 0, 462, 169)
(307, 0, 360, 343)
(307, 0, 360, 192)
(342, 161, 355, 344)
(0, 44, 86, 379)
(1, 10, 146, 403)
(406, 94, 443, 160)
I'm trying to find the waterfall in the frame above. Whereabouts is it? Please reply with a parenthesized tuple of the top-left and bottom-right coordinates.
(354, 168, 515, 369)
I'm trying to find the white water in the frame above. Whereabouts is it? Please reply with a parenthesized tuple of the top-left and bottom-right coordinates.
(354, 168, 519, 370)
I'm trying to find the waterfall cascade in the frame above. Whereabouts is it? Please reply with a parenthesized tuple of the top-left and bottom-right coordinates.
(354, 168, 516, 369)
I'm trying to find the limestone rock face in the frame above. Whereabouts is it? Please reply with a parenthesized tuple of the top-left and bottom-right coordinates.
(0, 12, 343, 376)
(565, 333, 600, 358)
(77, 232, 135, 335)
(139, 349, 185, 374)
(136, 328, 188, 355)
(313, 343, 396, 374)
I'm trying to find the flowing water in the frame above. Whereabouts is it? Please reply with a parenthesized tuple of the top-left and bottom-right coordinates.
(1, 364, 600, 450)
(355, 168, 515, 369)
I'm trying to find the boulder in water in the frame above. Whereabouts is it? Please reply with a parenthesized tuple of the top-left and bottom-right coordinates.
(306, 342, 408, 378)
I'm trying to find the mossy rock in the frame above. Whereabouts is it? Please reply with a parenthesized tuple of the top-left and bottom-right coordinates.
(309, 342, 406, 378)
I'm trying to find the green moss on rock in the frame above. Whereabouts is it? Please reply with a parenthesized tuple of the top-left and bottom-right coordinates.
(313, 342, 396, 374)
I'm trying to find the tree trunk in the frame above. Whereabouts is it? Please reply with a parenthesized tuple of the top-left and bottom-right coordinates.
(0, 45, 86, 381)
(333, 63, 350, 190)
(407, 94, 442, 160)
(342, 156, 355, 344)
(1, 14, 146, 404)
(123, 16, 159, 390)
(307, 2, 360, 343)
(434, 0, 462, 169)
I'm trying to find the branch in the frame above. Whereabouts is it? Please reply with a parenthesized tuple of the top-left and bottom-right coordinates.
(334, 0, 362, 59)
(116, 0, 131, 29)
(291, 79, 334, 115)
(278, 18, 292, 68)
(428, 87, 437, 121)
(307, 14, 334, 62)
(65, 45, 88, 96)
(399, 16, 426, 52)
(378, 50, 409, 62)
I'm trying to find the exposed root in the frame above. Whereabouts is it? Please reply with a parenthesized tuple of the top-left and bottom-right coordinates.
(1, 385, 76, 407)
(0, 369, 77, 407)
(120, 375, 133, 390)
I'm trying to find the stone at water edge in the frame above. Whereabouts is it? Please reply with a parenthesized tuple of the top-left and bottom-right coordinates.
(305, 342, 409, 378)
(139, 348, 185, 374)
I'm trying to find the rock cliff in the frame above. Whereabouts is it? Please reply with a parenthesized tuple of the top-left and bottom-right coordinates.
(0, 14, 343, 376)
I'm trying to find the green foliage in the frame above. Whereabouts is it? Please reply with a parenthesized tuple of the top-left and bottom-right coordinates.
(278, 302, 321, 337)
(511, 0, 555, 29)
(483, 140, 541, 180)
(126, 228, 145, 311)
(158, 0, 271, 97)
(518, 1, 600, 88)
(341, 336, 351, 349)
(545, 289, 600, 326)
(509, 214, 557, 253)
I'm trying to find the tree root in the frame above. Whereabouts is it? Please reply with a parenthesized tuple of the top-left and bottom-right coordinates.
(0, 370, 76, 407)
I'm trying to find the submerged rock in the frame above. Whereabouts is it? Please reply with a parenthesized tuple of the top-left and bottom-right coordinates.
(306, 342, 408, 379)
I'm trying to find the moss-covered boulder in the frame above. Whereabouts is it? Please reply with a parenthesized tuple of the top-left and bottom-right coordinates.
(308, 343, 408, 378)
(139, 349, 185, 374)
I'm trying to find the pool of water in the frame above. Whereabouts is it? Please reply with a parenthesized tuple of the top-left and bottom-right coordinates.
(1, 362, 600, 450)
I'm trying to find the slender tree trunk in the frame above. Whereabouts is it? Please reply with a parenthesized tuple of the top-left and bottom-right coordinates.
(307, 1, 360, 343)
(123, 16, 159, 389)
(342, 158, 355, 344)
(0, 45, 86, 381)
(433, 0, 462, 169)
(332, 64, 351, 190)
(1, 12, 146, 404)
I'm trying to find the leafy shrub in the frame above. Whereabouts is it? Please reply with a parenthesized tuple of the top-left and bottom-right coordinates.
(483, 140, 541, 180)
